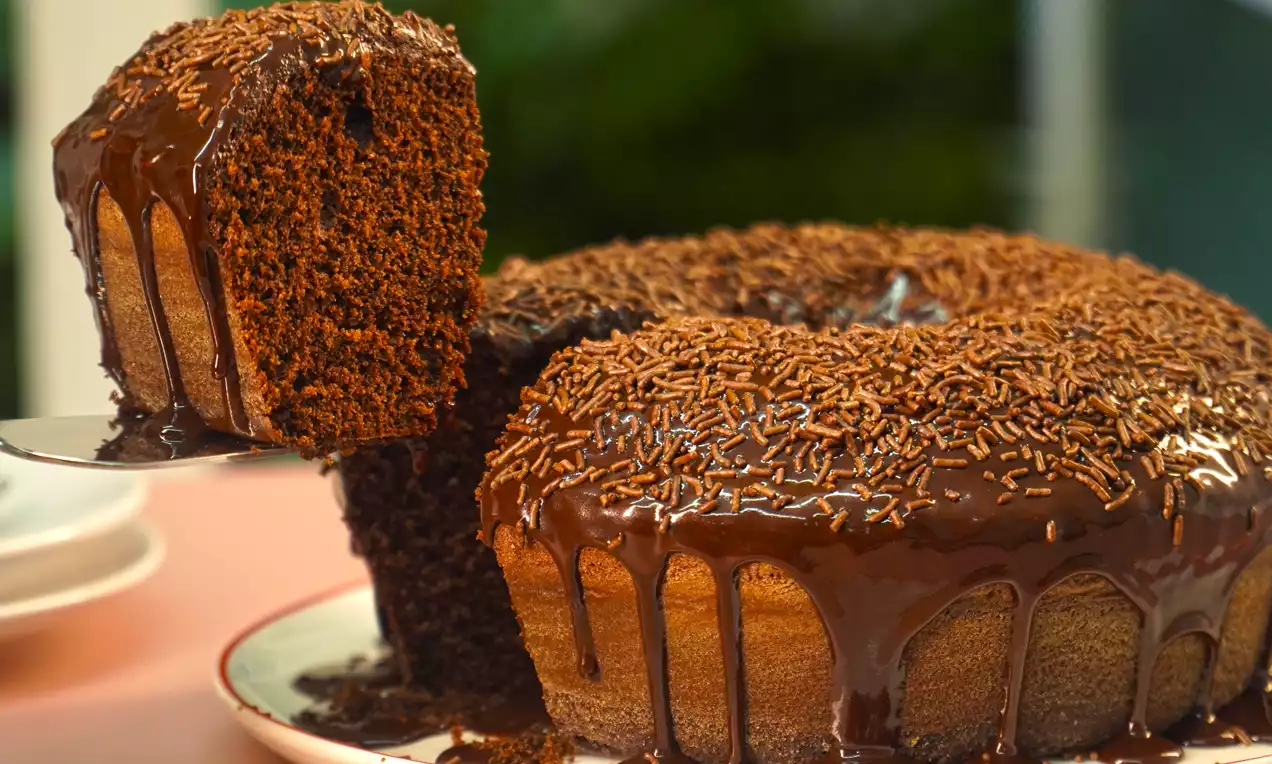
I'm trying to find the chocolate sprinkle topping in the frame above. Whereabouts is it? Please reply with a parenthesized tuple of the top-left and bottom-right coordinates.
(488, 279, 1272, 530)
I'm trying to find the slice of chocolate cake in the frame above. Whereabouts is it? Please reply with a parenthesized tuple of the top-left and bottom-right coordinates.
(53, 1, 486, 453)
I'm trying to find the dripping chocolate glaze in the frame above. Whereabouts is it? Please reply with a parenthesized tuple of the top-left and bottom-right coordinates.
(50, 1, 466, 446)
(481, 301, 1272, 764)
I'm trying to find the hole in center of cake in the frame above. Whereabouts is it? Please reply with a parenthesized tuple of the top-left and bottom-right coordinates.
(866, 272, 943, 325)
(343, 98, 374, 150)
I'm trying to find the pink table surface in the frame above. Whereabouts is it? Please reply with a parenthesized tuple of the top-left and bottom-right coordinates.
(0, 464, 367, 763)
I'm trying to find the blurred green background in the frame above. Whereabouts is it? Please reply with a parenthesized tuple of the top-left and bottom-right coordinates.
(223, 0, 1022, 261)
(8, 0, 1272, 418)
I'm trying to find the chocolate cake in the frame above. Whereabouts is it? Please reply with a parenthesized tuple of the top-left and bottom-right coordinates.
(53, 1, 485, 453)
(332, 223, 1272, 763)
(481, 306, 1272, 763)
(336, 222, 1079, 697)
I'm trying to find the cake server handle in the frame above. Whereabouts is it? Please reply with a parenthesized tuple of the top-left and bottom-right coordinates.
(0, 415, 296, 470)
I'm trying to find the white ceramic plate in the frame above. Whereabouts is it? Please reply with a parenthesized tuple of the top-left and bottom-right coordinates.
(216, 584, 615, 764)
(0, 454, 146, 559)
(217, 585, 1272, 764)
(0, 519, 164, 641)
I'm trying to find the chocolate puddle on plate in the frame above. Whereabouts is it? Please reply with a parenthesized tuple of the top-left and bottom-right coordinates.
(291, 652, 569, 763)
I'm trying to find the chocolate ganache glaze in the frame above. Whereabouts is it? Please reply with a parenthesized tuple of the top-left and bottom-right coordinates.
(481, 259, 1272, 764)
(51, 1, 471, 448)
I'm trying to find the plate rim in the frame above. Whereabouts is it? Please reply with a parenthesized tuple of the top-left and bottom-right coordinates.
(0, 518, 165, 621)
(213, 581, 422, 764)
(0, 469, 147, 559)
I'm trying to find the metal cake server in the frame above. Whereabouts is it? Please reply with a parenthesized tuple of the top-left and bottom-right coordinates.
(0, 415, 296, 469)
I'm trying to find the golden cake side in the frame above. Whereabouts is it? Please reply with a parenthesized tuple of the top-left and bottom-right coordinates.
(481, 299, 1272, 763)
(495, 529, 1272, 763)
(94, 190, 276, 436)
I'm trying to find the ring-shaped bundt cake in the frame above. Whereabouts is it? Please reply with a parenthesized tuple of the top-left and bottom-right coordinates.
(342, 223, 1272, 762)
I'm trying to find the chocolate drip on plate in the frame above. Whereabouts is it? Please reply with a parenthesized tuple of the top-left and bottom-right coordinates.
(290, 652, 549, 749)
(436, 743, 493, 764)
(1202, 681, 1272, 743)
